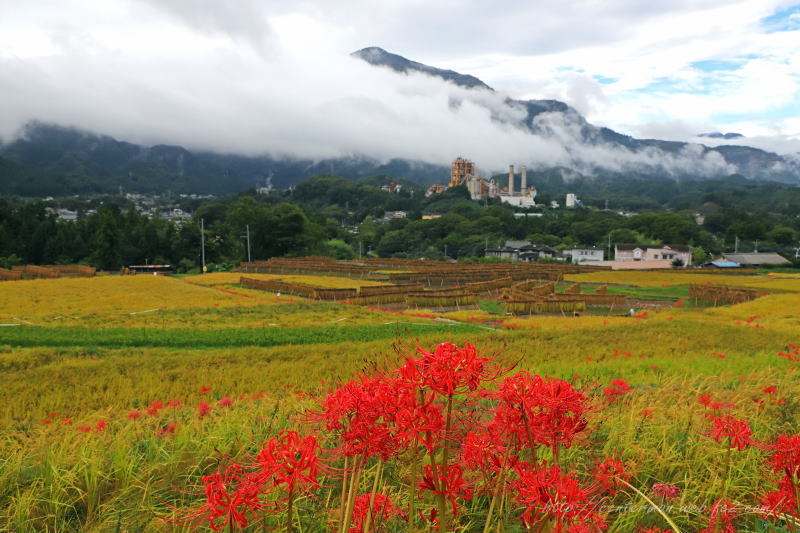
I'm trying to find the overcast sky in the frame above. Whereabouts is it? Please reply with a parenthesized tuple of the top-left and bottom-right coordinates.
(0, 0, 798, 170)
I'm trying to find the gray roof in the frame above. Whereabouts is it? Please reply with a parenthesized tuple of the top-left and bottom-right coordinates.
(722, 253, 790, 265)
(504, 240, 531, 249)
(615, 243, 691, 252)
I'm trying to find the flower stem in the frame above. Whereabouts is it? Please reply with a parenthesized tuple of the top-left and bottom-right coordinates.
(483, 449, 510, 533)
(342, 455, 364, 533)
(363, 460, 383, 533)
(286, 488, 294, 533)
(339, 456, 349, 533)
(616, 478, 681, 532)
(409, 441, 420, 530)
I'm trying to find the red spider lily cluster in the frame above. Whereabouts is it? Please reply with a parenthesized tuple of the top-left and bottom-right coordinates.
(778, 343, 800, 361)
(760, 434, 800, 520)
(157, 340, 800, 532)
(166, 430, 324, 532)
(164, 341, 645, 532)
(602, 378, 631, 403)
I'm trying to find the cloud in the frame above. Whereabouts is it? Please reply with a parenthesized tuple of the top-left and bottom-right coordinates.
(0, 0, 795, 181)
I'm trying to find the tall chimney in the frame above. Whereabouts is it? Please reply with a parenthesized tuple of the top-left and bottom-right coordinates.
(508, 164, 514, 195)
(521, 166, 527, 191)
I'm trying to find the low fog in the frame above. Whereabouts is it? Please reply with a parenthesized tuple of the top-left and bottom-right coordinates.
(0, 0, 790, 178)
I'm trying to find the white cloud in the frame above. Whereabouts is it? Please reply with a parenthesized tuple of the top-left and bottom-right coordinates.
(0, 0, 797, 175)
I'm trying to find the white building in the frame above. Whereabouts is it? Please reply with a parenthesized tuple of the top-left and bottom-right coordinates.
(565, 193, 580, 208)
(568, 247, 604, 264)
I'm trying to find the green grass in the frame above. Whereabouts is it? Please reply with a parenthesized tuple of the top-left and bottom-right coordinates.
(0, 322, 484, 349)
(477, 299, 505, 315)
(605, 284, 689, 300)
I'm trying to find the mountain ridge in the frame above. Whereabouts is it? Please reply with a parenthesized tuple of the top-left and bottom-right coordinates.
(0, 47, 798, 195)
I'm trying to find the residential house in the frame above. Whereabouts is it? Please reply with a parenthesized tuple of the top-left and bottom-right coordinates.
(614, 244, 692, 266)
(484, 241, 557, 262)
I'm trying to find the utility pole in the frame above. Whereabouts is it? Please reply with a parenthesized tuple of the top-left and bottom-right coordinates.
(200, 218, 206, 273)
(240, 225, 252, 262)
(734, 235, 739, 253)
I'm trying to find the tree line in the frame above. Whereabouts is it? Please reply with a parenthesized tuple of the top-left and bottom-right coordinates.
(1, 174, 798, 270)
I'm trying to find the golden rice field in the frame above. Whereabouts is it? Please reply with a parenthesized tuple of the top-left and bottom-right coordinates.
(566, 270, 800, 292)
(0, 269, 798, 531)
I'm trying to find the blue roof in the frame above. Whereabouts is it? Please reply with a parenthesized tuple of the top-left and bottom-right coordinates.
(709, 261, 740, 268)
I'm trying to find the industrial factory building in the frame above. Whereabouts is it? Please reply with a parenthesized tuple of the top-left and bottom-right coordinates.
(430, 157, 538, 207)
(501, 164, 537, 208)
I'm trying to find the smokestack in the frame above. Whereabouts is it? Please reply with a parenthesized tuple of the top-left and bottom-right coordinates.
(521, 166, 527, 191)
(508, 164, 514, 195)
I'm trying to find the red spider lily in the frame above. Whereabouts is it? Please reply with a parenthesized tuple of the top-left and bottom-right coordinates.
(763, 386, 778, 394)
(513, 462, 606, 532)
(198, 402, 211, 418)
(418, 464, 472, 516)
(778, 343, 800, 361)
(250, 430, 323, 495)
(78, 425, 92, 433)
(492, 372, 590, 454)
(127, 409, 141, 420)
(461, 426, 509, 474)
(307, 376, 406, 460)
(200, 386, 212, 396)
(399, 342, 501, 396)
(218, 397, 233, 408)
(674, 298, 684, 308)
(60, 418, 73, 425)
(698, 394, 712, 406)
(764, 434, 800, 477)
(157, 423, 177, 438)
(708, 415, 752, 450)
(150, 400, 164, 410)
(95, 420, 107, 432)
(761, 475, 800, 519)
(348, 493, 406, 533)
(593, 458, 632, 496)
(167, 398, 181, 408)
(641, 409, 654, 419)
(42, 419, 52, 425)
(166, 464, 267, 531)
(710, 401, 736, 412)
(391, 388, 444, 454)
(699, 499, 737, 533)
(602, 379, 631, 403)
(652, 483, 681, 499)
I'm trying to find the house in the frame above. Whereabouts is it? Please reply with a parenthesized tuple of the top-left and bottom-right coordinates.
(721, 253, 791, 266)
(484, 241, 557, 262)
(614, 244, 692, 266)
(381, 211, 407, 222)
(568, 247, 604, 264)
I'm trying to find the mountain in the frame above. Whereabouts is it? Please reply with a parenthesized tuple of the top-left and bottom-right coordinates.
(351, 47, 799, 184)
(352, 47, 492, 91)
(0, 122, 447, 196)
(1, 47, 798, 196)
